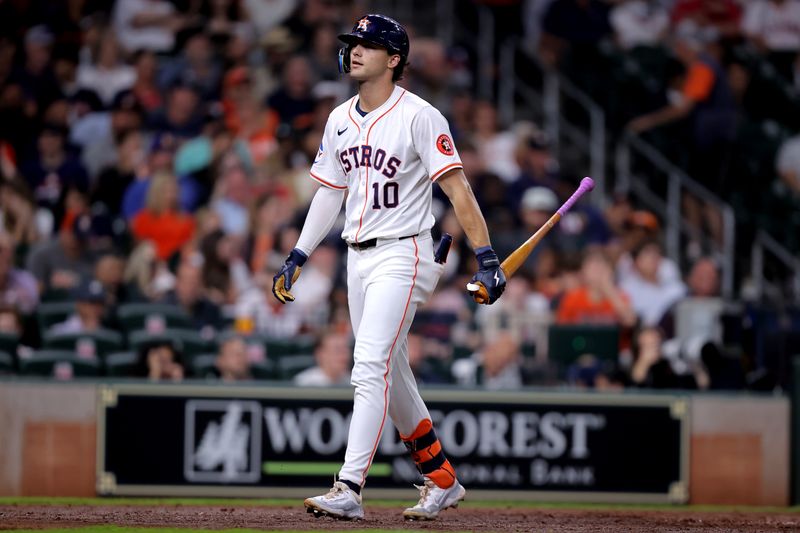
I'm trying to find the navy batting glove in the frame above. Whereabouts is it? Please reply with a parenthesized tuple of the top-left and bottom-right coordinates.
(272, 248, 308, 304)
(468, 248, 506, 305)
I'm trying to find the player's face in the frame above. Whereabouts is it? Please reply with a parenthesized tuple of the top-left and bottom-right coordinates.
(349, 41, 399, 81)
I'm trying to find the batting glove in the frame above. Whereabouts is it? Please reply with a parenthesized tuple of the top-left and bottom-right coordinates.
(467, 248, 506, 305)
(272, 248, 308, 304)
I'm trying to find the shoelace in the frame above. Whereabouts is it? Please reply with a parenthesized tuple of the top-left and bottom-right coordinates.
(323, 482, 349, 500)
(413, 479, 436, 506)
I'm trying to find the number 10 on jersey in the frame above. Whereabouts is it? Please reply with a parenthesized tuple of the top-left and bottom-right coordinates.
(372, 182, 399, 209)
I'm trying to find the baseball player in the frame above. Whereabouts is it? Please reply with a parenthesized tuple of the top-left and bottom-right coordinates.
(272, 14, 506, 521)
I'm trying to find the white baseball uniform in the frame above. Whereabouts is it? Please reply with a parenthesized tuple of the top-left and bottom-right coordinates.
(309, 85, 462, 486)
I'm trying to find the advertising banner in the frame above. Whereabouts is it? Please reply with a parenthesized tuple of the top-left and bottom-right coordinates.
(97, 384, 689, 502)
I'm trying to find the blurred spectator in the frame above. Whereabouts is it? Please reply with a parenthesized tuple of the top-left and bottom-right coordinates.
(308, 23, 344, 81)
(131, 172, 196, 261)
(159, 31, 222, 102)
(610, 0, 669, 51)
(453, 331, 524, 389)
(121, 133, 203, 218)
(212, 160, 252, 237)
(265, 55, 315, 135)
(244, 192, 295, 275)
(73, 90, 144, 180)
(294, 330, 351, 386)
(221, 66, 279, 164)
(0, 179, 39, 247)
(407, 331, 454, 384)
(539, 0, 612, 68)
(614, 210, 682, 284)
(94, 252, 129, 309)
(201, 0, 247, 44)
(161, 258, 224, 332)
(213, 335, 253, 381)
(405, 37, 451, 109)
(91, 130, 145, 215)
(198, 229, 251, 305)
(237, 238, 335, 337)
(135, 337, 185, 381)
(50, 278, 107, 333)
(123, 241, 174, 301)
(130, 50, 163, 114)
(147, 83, 205, 138)
(25, 211, 99, 294)
(619, 239, 687, 327)
(495, 186, 560, 280)
(113, 0, 190, 54)
(475, 277, 551, 361)
(0, 232, 38, 314)
(556, 248, 637, 327)
(76, 30, 136, 107)
(507, 129, 561, 211)
(20, 122, 89, 214)
(742, 0, 800, 82)
(472, 100, 519, 183)
(12, 25, 62, 119)
(776, 133, 800, 199)
(670, 0, 742, 40)
(566, 354, 625, 390)
(627, 22, 737, 200)
(629, 326, 709, 389)
(242, 0, 297, 38)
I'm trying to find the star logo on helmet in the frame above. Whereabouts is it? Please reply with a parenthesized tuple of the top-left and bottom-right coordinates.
(357, 18, 370, 31)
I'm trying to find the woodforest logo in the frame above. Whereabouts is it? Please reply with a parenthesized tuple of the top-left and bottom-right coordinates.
(184, 400, 262, 483)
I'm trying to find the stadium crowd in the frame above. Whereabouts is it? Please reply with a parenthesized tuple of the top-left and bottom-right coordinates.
(0, 0, 797, 391)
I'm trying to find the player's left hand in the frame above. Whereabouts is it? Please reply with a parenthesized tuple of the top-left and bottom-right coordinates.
(466, 248, 506, 305)
(272, 248, 308, 304)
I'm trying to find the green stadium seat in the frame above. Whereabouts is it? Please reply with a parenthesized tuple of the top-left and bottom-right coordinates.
(43, 329, 124, 359)
(40, 287, 73, 302)
(19, 350, 101, 378)
(117, 303, 192, 332)
(251, 359, 277, 380)
(190, 353, 218, 378)
(0, 350, 13, 374)
(0, 332, 19, 357)
(547, 324, 620, 369)
(128, 328, 213, 359)
(264, 335, 316, 361)
(277, 354, 316, 380)
(36, 302, 76, 332)
(104, 351, 139, 377)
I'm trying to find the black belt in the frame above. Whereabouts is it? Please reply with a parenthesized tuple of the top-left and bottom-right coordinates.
(348, 233, 419, 251)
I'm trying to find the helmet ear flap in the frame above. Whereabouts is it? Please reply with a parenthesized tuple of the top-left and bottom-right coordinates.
(338, 46, 351, 74)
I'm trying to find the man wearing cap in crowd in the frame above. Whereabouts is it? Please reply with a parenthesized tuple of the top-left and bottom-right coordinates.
(50, 278, 108, 334)
(25, 210, 112, 295)
(494, 186, 561, 280)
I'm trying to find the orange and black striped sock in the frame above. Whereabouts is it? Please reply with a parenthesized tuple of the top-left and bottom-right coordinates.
(401, 419, 456, 489)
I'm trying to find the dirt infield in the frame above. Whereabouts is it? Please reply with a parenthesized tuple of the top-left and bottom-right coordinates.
(1, 504, 799, 532)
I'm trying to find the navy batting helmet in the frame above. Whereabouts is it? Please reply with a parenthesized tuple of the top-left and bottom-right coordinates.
(338, 14, 409, 81)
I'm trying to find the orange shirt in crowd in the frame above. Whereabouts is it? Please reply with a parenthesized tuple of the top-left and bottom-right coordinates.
(131, 210, 195, 261)
(682, 61, 716, 103)
(556, 287, 630, 325)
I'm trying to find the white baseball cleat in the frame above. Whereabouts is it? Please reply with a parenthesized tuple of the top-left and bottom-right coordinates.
(304, 481, 364, 520)
(402, 478, 466, 520)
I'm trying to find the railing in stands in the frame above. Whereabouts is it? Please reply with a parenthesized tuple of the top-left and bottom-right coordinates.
(615, 134, 736, 300)
(751, 230, 800, 305)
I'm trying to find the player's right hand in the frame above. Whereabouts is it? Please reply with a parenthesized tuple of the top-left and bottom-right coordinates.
(467, 248, 506, 305)
(272, 248, 308, 304)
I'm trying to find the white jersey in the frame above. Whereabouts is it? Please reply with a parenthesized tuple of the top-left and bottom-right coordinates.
(309, 86, 462, 244)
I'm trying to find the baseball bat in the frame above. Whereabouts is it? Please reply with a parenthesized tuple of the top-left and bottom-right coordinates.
(467, 177, 595, 304)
